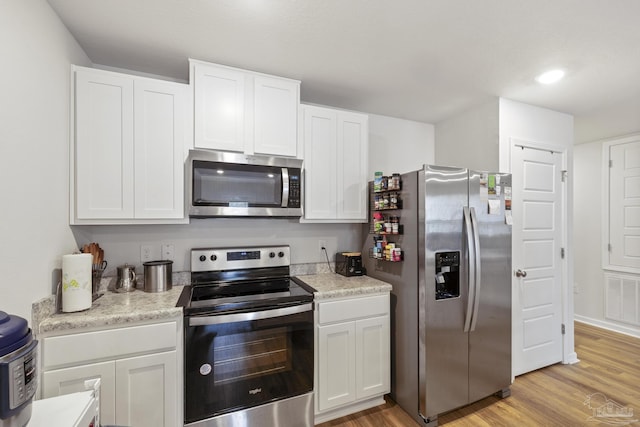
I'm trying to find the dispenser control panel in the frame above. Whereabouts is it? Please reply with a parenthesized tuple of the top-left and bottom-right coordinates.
(435, 251, 460, 300)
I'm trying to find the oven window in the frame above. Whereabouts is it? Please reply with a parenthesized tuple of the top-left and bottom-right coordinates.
(193, 161, 282, 207)
(184, 309, 313, 423)
(213, 327, 292, 385)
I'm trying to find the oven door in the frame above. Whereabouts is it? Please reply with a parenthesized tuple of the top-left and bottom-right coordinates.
(184, 303, 313, 424)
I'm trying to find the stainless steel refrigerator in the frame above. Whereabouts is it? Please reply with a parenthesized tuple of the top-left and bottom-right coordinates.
(362, 165, 512, 426)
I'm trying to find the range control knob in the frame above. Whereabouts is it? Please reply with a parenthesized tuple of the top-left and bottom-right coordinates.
(278, 251, 285, 258)
(210, 255, 217, 261)
(269, 252, 276, 258)
(199, 255, 206, 262)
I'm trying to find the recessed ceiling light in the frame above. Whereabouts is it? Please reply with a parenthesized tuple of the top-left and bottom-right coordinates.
(536, 69, 565, 85)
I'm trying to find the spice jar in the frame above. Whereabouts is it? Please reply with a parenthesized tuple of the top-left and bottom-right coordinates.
(390, 192, 397, 209)
(391, 216, 399, 234)
(392, 173, 401, 190)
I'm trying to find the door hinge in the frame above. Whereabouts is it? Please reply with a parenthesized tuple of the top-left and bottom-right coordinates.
(609, 160, 613, 168)
(561, 248, 565, 259)
(561, 170, 568, 182)
(561, 324, 566, 335)
(608, 243, 612, 252)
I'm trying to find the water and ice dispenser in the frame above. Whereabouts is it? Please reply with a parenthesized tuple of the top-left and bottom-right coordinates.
(435, 251, 460, 300)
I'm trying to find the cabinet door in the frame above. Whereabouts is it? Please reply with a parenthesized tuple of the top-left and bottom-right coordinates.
(193, 64, 245, 152)
(134, 79, 187, 219)
(303, 106, 338, 219)
(115, 350, 177, 427)
(75, 68, 134, 219)
(42, 361, 117, 425)
(254, 76, 299, 157)
(317, 322, 356, 411)
(355, 315, 390, 400)
(337, 112, 368, 220)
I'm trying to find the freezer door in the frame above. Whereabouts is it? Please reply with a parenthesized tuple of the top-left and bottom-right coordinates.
(419, 165, 470, 420)
(468, 171, 512, 402)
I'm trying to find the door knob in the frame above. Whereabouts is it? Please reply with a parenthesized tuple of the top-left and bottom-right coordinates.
(515, 269, 527, 278)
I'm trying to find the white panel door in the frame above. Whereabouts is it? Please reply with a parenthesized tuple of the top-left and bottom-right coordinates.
(115, 351, 177, 427)
(512, 146, 564, 376)
(42, 361, 117, 425)
(608, 140, 640, 271)
(194, 64, 245, 152)
(254, 76, 299, 157)
(303, 106, 338, 219)
(134, 79, 186, 219)
(337, 112, 368, 220)
(355, 315, 390, 400)
(75, 69, 134, 219)
(317, 322, 356, 411)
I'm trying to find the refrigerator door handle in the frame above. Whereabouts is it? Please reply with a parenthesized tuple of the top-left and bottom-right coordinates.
(463, 206, 476, 333)
(469, 206, 482, 332)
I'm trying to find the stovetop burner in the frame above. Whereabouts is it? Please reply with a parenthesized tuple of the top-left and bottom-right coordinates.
(178, 245, 315, 316)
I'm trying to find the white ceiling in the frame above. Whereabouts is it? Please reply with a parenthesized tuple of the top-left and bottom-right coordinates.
(47, 0, 640, 142)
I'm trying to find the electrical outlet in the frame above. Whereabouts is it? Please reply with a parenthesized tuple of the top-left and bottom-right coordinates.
(319, 240, 327, 253)
(162, 244, 175, 261)
(140, 245, 153, 262)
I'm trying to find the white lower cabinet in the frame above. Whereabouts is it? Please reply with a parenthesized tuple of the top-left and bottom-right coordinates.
(315, 294, 390, 423)
(41, 319, 182, 427)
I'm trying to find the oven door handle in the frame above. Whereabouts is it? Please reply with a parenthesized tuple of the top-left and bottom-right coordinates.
(188, 302, 312, 326)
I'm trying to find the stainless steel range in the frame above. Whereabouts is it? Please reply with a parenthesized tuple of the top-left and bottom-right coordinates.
(178, 245, 315, 427)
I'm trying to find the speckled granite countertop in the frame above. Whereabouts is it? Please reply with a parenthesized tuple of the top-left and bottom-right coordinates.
(36, 286, 184, 335)
(295, 274, 392, 300)
(33, 264, 389, 335)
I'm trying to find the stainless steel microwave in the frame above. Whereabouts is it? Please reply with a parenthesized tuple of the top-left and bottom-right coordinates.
(186, 150, 303, 218)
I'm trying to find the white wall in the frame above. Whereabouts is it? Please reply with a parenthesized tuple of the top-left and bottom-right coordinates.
(574, 97, 640, 144)
(368, 113, 434, 174)
(435, 99, 499, 170)
(75, 220, 360, 274)
(0, 1, 91, 321)
(573, 141, 605, 321)
(573, 135, 640, 337)
(498, 98, 574, 172)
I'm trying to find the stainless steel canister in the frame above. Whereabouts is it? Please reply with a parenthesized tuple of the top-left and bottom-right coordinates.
(143, 260, 173, 292)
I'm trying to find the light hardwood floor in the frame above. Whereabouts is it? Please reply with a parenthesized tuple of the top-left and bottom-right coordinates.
(317, 322, 640, 426)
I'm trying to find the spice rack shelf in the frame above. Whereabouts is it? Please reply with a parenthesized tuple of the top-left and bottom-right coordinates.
(370, 174, 403, 262)
(368, 248, 404, 262)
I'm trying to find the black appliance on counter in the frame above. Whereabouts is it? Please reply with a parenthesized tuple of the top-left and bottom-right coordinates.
(335, 252, 365, 277)
(177, 245, 315, 427)
(0, 311, 38, 427)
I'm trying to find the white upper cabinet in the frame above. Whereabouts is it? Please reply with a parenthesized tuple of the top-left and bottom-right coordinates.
(193, 64, 245, 152)
(134, 79, 187, 219)
(75, 69, 135, 220)
(302, 105, 368, 222)
(191, 60, 300, 157)
(72, 66, 189, 224)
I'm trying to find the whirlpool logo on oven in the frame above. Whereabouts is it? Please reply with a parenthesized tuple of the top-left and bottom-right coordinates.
(249, 387, 262, 395)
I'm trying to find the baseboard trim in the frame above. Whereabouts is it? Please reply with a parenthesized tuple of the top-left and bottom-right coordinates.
(574, 315, 640, 339)
(314, 396, 385, 424)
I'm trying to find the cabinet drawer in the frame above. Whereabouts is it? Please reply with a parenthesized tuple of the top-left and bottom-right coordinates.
(318, 294, 389, 325)
(43, 321, 177, 369)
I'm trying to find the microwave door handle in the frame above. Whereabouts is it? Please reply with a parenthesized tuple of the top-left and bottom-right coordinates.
(281, 167, 290, 207)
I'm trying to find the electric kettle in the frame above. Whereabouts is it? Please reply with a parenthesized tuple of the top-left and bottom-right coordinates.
(115, 264, 137, 293)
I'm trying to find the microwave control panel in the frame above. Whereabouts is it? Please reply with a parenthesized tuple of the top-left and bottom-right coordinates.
(288, 171, 301, 208)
